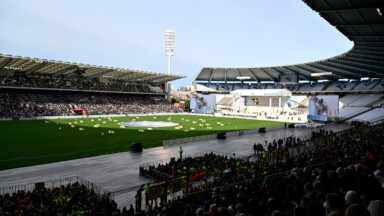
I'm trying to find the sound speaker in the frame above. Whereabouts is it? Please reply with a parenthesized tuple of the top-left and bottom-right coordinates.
(217, 132, 226, 139)
(130, 143, 143, 153)
(259, 127, 266, 133)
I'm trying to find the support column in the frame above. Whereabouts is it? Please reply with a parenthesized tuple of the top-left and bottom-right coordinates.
(269, 97, 272, 115)
(167, 55, 171, 102)
(278, 97, 281, 114)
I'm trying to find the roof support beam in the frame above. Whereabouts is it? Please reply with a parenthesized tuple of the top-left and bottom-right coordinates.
(348, 52, 384, 61)
(86, 69, 114, 80)
(319, 61, 377, 77)
(138, 76, 168, 84)
(235, 68, 241, 77)
(335, 59, 384, 71)
(318, 6, 384, 13)
(282, 66, 314, 81)
(294, 65, 332, 80)
(336, 24, 384, 27)
(110, 72, 136, 80)
(308, 63, 355, 79)
(344, 55, 384, 67)
(353, 45, 384, 52)
(348, 35, 384, 38)
(122, 74, 152, 83)
(224, 69, 227, 84)
(63, 68, 90, 79)
(259, 68, 276, 82)
(51, 66, 77, 78)
(0, 58, 13, 71)
(153, 77, 179, 85)
(270, 67, 283, 76)
(25, 62, 49, 76)
(247, 68, 259, 82)
(353, 48, 384, 56)
(208, 68, 215, 84)
(64, 73, 75, 79)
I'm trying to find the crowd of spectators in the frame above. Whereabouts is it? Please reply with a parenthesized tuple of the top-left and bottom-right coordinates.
(0, 75, 158, 93)
(138, 123, 384, 216)
(0, 90, 180, 118)
(0, 182, 119, 215)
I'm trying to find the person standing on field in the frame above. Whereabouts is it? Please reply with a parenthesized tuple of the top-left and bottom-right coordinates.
(179, 146, 183, 159)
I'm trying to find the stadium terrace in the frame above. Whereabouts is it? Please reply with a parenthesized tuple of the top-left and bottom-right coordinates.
(1, 0, 384, 216)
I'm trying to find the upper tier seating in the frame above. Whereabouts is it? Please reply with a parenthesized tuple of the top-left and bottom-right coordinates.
(347, 108, 384, 122)
(299, 83, 325, 91)
(353, 80, 379, 90)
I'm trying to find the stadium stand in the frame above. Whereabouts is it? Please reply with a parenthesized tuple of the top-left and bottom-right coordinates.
(284, 84, 300, 91)
(325, 81, 355, 92)
(339, 107, 370, 120)
(348, 108, 384, 123)
(0, 54, 184, 86)
(0, 182, 120, 215)
(265, 83, 282, 89)
(347, 94, 384, 107)
(218, 83, 232, 91)
(372, 81, 384, 90)
(250, 84, 264, 90)
(290, 95, 307, 104)
(354, 80, 380, 91)
(208, 84, 217, 91)
(0, 89, 180, 118)
(216, 97, 233, 106)
(148, 86, 164, 93)
(0, 75, 160, 93)
(193, 0, 384, 118)
(340, 94, 365, 107)
(299, 83, 325, 92)
(233, 83, 243, 90)
(137, 123, 384, 216)
(340, 94, 383, 107)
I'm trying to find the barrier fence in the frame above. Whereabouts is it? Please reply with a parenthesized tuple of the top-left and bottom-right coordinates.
(0, 176, 110, 197)
(163, 126, 285, 147)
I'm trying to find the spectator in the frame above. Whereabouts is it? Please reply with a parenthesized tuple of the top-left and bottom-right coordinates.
(345, 204, 370, 216)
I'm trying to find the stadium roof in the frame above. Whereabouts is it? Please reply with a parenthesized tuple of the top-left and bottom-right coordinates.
(0, 53, 185, 85)
(194, 0, 384, 83)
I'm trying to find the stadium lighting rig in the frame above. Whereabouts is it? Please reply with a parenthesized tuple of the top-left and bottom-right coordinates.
(236, 76, 250, 80)
(311, 72, 333, 77)
(165, 29, 175, 102)
(377, 8, 382, 16)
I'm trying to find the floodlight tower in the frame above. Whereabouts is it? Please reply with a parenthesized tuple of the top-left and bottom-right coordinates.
(165, 29, 175, 102)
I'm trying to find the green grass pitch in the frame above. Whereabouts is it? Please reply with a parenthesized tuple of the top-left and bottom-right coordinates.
(0, 115, 285, 170)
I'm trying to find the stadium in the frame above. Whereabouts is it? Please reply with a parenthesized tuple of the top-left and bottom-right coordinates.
(1, 0, 384, 215)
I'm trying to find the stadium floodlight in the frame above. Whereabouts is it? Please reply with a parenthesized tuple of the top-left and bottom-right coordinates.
(236, 76, 250, 80)
(377, 8, 382, 16)
(311, 72, 333, 77)
(165, 29, 175, 102)
(165, 30, 175, 57)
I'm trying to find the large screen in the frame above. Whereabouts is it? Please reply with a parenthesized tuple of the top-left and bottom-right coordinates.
(308, 95, 339, 121)
(190, 94, 216, 113)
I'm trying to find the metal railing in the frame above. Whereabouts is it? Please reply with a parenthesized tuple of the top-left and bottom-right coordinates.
(0, 176, 110, 196)
(163, 126, 284, 147)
